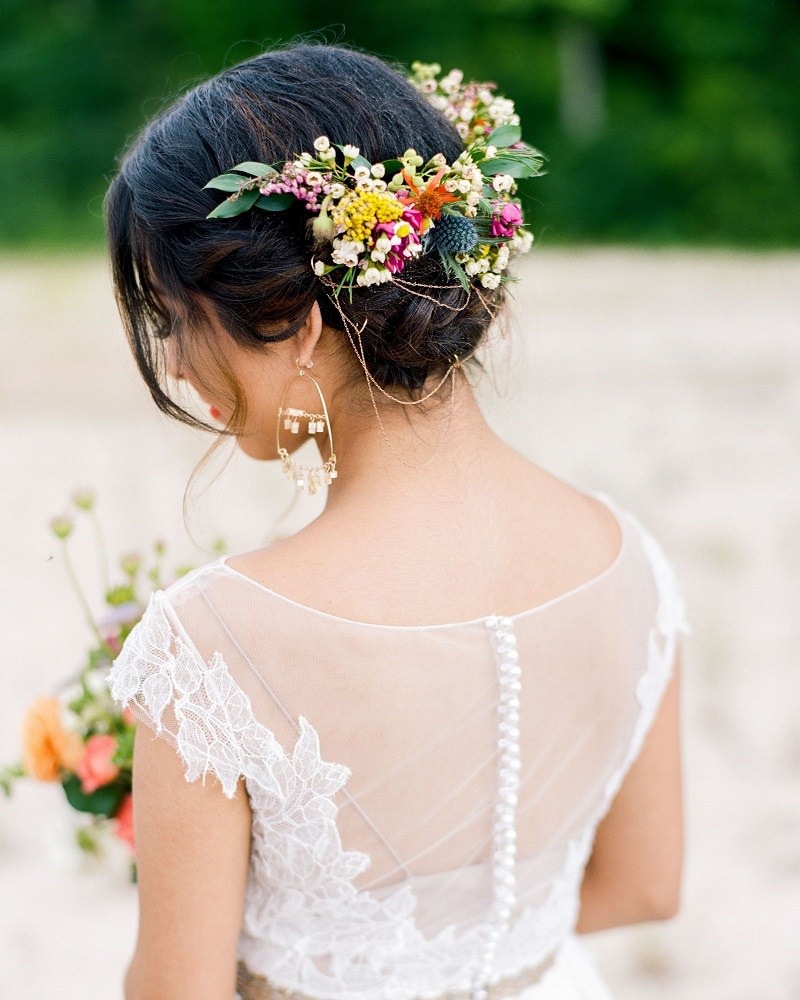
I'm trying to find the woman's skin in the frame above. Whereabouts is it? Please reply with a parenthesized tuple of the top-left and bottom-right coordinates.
(125, 306, 683, 1000)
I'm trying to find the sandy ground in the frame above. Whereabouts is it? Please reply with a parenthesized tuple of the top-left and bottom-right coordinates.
(0, 249, 798, 999)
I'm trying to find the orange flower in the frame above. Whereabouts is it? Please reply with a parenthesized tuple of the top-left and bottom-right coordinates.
(114, 793, 135, 853)
(399, 168, 458, 228)
(76, 733, 120, 794)
(22, 696, 84, 782)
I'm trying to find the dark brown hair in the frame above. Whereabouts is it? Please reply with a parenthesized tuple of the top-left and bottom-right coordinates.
(105, 43, 504, 429)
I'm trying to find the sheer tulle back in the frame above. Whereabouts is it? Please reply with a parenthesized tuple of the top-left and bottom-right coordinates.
(109, 496, 686, 998)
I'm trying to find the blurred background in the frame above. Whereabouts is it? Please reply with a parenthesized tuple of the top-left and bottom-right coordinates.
(1, 3, 798, 999)
(2, 0, 800, 249)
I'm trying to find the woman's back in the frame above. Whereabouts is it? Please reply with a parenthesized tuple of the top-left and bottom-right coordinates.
(110, 484, 685, 999)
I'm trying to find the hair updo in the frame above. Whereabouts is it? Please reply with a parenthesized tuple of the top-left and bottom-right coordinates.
(105, 44, 505, 427)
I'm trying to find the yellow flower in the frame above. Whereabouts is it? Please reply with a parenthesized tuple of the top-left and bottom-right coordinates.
(22, 696, 84, 782)
(332, 191, 403, 245)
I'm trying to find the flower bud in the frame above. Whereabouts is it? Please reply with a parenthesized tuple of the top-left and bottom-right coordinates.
(50, 515, 74, 540)
(72, 490, 95, 511)
(120, 552, 142, 577)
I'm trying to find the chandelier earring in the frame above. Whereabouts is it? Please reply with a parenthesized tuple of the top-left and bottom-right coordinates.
(276, 360, 338, 495)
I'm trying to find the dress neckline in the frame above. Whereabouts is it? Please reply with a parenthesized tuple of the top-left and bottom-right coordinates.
(212, 493, 630, 633)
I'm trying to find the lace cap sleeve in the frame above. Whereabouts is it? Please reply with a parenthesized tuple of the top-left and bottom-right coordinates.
(107, 590, 249, 798)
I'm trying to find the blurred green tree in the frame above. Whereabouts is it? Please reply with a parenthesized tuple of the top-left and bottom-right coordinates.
(0, 0, 797, 246)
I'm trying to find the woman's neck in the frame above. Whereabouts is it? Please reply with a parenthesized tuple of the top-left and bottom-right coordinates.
(320, 372, 506, 518)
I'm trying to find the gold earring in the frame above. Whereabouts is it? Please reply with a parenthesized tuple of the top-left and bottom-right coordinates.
(276, 360, 338, 494)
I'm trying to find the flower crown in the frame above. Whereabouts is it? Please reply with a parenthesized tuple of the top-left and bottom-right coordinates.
(204, 62, 545, 295)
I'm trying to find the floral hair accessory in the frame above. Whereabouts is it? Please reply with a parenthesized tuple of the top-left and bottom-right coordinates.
(203, 63, 545, 295)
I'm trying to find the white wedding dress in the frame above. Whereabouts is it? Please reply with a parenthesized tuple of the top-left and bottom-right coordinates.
(109, 495, 687, 1000)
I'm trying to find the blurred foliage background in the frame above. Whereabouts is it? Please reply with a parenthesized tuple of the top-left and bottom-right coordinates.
(1, 0, 798, 248)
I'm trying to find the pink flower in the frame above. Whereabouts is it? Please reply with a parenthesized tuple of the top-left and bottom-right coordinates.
(114, 794, 135, 853)
(374, 209, 423, 275)
(491, 202, 523, 237)
(76, 734, 120, 794)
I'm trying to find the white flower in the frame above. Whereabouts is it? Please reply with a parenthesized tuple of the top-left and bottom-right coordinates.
(357, 266, 386, 287)
(341, 144, 360, 160)
(479, 88, 494, 105)
(374, 234, 393, 253)
(355, 178, 374, 192)
(353, 166, 371, 182)
(421, 79, 437, 93)
(464, 205, 478, 218)
(329, 183, 346, 200)
(492, 174, 515, 193)
(331, 239, 365, 268)
(457, 179, 472, 194)
(489, 98, 517, 123)
(305, 172, 324, 186)
(509, 230, 534, 254)
(370, 163, 385, 178)
(313, 260, 326, 276)
(481, 272, 501, 289)
(431, 95, 449, 111)
(430, 153, 447, 168)
(371, 179, 387, 192)
(318, 147, 336, 162)
(466, 191, 480, 207)
(456, 122, 469, 139)
(477, 258, 490, 273)
(440, 69, 463, 94)
(370, 250, 386, 263)
(465, 260, 481, 277)
(299, 151, 313, 163)
(459, 106, 473, 122)
(444, 178, 459, 193)
(313, 136, 331, 152)
(493, 245, 510, 272)
(485, 145, 497, 160)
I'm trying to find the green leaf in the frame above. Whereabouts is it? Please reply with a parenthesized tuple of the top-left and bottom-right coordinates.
(228, 161, 273, 177)
(204, 174, 254, 193)
(380, 159, 403, 176)
(62, 774, 126, 817)
(487, 124, 522, 148)
(481, 158, 535, 178)
(351, 154, 373, 172)
(206, 188, 260, 219)
(254, 193, 295, 212)
(439, 251, 470, 293)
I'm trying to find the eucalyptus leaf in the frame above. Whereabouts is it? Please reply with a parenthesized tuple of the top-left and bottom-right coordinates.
(487, 124, 522, 148)
(204, 174, 253, 193)
(229, 161, 274, 177)
(481, 158, 536, 178)
(206, 188, 260, 219)
(351, 154, 373, 172)
(254, 193, 295, 212)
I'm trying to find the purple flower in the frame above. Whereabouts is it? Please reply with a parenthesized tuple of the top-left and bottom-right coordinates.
(491, 202, 523, 238)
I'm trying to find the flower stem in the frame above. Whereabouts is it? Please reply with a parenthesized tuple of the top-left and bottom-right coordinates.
(60, 538, 109, 651)
(89, 508, 110, 593)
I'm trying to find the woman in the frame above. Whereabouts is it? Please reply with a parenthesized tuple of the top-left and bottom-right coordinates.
(106, 44, 686, 1000)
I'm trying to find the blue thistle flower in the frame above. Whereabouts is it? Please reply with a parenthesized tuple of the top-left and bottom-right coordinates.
(427, 215, 479, 254)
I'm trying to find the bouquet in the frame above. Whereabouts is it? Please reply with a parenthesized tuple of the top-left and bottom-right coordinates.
(1, 492, 205, 877)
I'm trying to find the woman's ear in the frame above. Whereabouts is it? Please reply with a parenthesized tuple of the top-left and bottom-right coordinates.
(295, 302, 324, 368)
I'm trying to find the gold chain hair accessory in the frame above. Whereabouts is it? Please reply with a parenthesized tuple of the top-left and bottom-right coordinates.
(276, 361, 338, 494)
(203, 62, 544, 297)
